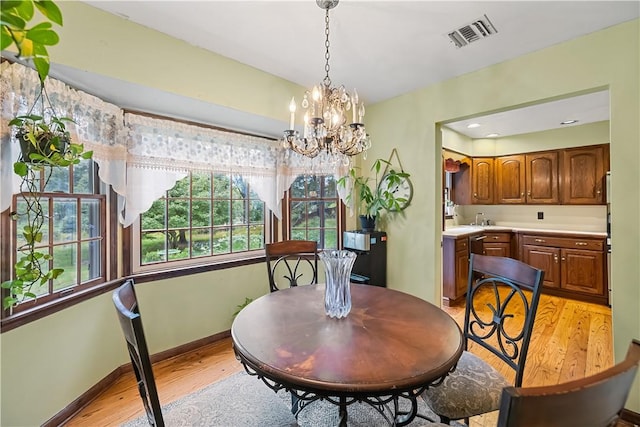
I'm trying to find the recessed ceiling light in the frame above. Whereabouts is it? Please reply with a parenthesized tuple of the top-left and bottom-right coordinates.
(486, 133, 500, 138)
(561, 119, 579, 125)
(467, 123, 481, 128)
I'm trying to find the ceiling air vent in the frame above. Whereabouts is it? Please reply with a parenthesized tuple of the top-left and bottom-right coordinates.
(447, 14, 497, 48)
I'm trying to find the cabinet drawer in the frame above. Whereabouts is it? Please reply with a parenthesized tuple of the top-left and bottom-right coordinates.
(483, 232, 511, 243)
(522, 235, 603, 251)
(455, 238, 469, 251)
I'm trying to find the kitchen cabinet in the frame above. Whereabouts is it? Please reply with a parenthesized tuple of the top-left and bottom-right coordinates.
(472, 157, 494, 204)
(519, 232, 607, 305)
(526, 151, 559, 204)
(561, 145, 607, 204)
(442, 233, 479, 306)
(482, 231, 513, 258)
(496, 155, 525, 204)
(451, 144, 606, 207)
(495, 152, 559, 204)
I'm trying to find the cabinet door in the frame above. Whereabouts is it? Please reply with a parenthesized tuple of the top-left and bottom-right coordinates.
(561, 248, 605, 295)
(562, 146, 606, 204)
(496, 155, 525, 204)
(472, 158, 494, 204)
(526, 151, 559, 204)
(522, 245, 561, 288)
(455, 248, 470, 297)
(483, 242, 510, 258)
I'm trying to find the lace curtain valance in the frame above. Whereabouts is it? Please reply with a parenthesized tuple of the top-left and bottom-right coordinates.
(1, 62, 351, 226)
(1, 61, 125, 213)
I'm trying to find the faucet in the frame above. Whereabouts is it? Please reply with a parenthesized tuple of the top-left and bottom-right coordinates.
(474, 212, 485, 226)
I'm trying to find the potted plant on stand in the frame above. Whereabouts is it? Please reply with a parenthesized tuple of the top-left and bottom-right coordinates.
(339, 158, 412, 231)
(1, 0, 93, 309)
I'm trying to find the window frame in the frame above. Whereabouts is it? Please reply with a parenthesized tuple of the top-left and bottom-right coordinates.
(1, 162, 116, 330)
(283, 174, 346, 249)
(130, 170, 271, 274)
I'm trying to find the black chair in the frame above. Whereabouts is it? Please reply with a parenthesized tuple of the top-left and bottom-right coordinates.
(265, 240, 318, 292)
(497, 339, 640, 427)
(113, 279, 164, 427)
(423, 254, 545, 424)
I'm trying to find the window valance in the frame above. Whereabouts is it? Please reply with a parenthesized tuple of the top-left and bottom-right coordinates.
(1, 62, 350, 226)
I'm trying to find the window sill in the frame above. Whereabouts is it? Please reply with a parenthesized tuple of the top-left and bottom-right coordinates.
(1, 255, 266, 333)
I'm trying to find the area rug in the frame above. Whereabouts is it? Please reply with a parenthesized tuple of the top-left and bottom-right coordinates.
(121, 371, 461, 426)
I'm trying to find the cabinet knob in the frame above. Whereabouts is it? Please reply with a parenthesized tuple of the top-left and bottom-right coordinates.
(562, 256, 566, 261)
(473, 193, 478, 197)
(521, 192, 524, 197)
(527, 191, 531, 196)
(575, 242, 588, 246)
(535, 238, 545, 243)
(554, 254, 558, 263)
(597, 190, 601, 194)
(493, 236, 499, 240)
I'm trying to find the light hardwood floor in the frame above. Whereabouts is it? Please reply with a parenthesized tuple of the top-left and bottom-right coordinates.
(66, 292, 613, 427)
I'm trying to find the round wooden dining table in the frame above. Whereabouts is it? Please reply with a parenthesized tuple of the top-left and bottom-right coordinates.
(232, 283, 463, 426)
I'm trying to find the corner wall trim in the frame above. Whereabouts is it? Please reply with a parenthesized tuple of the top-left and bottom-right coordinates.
(620, 408, 640, 425)
(42, 329, 231, 427)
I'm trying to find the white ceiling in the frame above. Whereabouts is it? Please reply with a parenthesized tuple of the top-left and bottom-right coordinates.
(443, 90, 611, 139)
(50, 1, 638, 138)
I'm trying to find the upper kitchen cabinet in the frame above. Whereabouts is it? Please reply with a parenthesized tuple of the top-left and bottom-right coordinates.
(472, 157, 494, 204)
(526, 151, 560, 204)
(561, 145, 608, 204)
(450, 157, 493, 205)
(496, 152, 559, 204)
(496, 155, 526, 204)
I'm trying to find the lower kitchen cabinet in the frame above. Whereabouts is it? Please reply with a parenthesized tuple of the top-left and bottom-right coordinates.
(520, 233, 607, 305)
(482, 231, 512, 258)
(442, 234, 478, 306)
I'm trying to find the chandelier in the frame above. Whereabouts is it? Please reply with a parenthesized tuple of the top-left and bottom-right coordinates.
(283, 0, 371, 163)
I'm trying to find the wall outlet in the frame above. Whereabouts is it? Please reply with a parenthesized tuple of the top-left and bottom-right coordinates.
(537, 211, 544, 220)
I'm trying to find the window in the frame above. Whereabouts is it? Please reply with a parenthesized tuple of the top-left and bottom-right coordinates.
(287, 175, 343, 249)
(134, 172, 265, 271)
(4, 159, 106, 313)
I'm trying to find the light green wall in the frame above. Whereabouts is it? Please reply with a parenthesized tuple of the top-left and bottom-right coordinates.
(50, 2, 304, 123)
(443, 120, 610, 156)
(1, 2, 297, 425)
(1, 4, 638, 425)
(0, 264, 270, 427)
(367, 19, 639, 411)
(493, 120, 609, 155)
(441, 127, 472, 154)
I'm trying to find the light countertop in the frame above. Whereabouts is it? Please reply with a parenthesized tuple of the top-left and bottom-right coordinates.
(442, 225, 607, 238)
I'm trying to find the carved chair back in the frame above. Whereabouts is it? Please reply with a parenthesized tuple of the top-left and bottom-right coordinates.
(464, 254, 545, 386)
(265, 240, 318, 292)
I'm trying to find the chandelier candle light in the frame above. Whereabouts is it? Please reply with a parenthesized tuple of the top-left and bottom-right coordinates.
(283, 0, 371, 163)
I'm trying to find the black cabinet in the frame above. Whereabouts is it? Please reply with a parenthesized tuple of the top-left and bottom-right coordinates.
(343, 230, 387, 287)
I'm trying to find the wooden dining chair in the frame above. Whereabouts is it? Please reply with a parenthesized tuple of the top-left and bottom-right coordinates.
(265, 240, 318, 292)
(497, 339, 640, 427)
(113, 279, 165, 427)
(423, 254, 545, 424)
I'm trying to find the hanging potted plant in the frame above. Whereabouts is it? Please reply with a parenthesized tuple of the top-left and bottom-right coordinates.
(2, 85, 92, 309)
(338, 158, 412, 231)
(1, 0, 93, 309)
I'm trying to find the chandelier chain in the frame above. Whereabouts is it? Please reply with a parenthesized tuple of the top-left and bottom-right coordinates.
(323, 8, 331, 87)
(282, 0, 371, 162)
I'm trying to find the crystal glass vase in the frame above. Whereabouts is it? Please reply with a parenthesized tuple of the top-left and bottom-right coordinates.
(319, 250, 356, 319)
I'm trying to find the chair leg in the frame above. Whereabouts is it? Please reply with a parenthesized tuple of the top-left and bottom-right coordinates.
(440, 415, 452, 425)
(291, 393, 299, 416)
